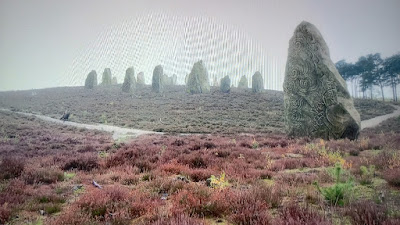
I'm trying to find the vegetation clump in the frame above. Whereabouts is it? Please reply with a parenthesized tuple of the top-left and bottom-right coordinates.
(314, 163, 353, 206)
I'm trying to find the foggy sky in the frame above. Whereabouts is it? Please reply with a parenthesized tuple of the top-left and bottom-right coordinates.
(1, 0, 399, 91)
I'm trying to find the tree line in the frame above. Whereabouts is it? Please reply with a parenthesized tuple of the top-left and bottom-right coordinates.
(335, 53, 400, 102)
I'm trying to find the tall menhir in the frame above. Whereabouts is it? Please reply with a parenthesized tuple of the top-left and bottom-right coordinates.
(283, 21, 360, 140)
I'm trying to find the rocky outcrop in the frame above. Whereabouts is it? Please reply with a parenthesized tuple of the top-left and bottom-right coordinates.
(152, 65, 164, 93)
(186, 60, 210, 94)
(238, 75, 248, 89)
(252, 72, 263, 93)
(84, 70, 97, 89)
(122, 67, 136, 93)
(220, 75, 231, 93)
(137, 72, 145, 86)
(283, 21, 361, 140)
(101, 68, 112, 86)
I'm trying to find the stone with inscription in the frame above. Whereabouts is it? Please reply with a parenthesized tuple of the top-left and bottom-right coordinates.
(283, 21, 360, 140)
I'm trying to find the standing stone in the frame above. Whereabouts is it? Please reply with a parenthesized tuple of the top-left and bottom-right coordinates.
(152, 65, 164, 93)
(185, 74, 189, 85)
(137, 72, 145, 86)
(186, 60, 210, 94)
(283, 21, 361, 140)
(122, 67, 136, 93)
(220, 75, 231, 93)
(112, 77, 118, 85)
(85, 70, 97, 89)
(162, 74, 174, 86)
(238, 75, 248, 89)
(252, 71, 263, 93)
(101, 68, 112, 86)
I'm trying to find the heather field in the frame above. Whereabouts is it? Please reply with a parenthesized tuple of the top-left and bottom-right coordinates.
(0, 85, 395, 134)
(0, 87, 400, 224)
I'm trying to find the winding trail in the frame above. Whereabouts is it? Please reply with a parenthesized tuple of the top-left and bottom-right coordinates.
(0, 108, 161, 141)
(361, 105, 400, 130)
(2, 105, 400, 140)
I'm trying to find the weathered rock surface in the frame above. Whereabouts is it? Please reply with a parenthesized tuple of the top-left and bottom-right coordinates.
(238, 75, 248, 89)
(137, 72, 145, 86)
(84, 70, 97, 89)
(283, 21, 361, 140)
(220, 75, 231, 93)
(152, 65, 164, 93)
(101, 68, 112, 86)
(122, 67, 136, 93)
(186, 60, 210, 94)
(252, 71, 263, 93)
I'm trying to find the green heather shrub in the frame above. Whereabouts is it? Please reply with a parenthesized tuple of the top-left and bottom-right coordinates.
(314, 163, 353, 206)
(359, 165, 375, 185)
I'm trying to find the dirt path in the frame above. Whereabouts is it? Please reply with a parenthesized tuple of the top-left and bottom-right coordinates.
(2, 104, 399, 140)
(0, 108, 161, 141)
(361, 105, 400, 130)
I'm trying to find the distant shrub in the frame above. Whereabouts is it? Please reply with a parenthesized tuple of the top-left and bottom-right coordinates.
(209, 172, 230, 189)
(203, 142, 217, 149)
(277, 204, 331, 225)
(0, 157, 25, 179)
(345, 200, 388, 225)
(151, 213, 205, 225)
(188, 169, 214, 182)
(172, 184, 228, 217)
(77, 186, 159, 222)
(0, 205, 11, 224)
(359, 165, 375, 185)
(383, 167, 400, 187)
(227, 188, 271, 225)
(23, 167, 64, 184)
(62, 156, 99, 171)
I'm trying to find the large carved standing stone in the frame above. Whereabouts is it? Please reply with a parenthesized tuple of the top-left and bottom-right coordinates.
(84, 70, 97, 89)
(122, 67, 136, 93)
(101, 68, 112, 86)
(220, 75, 231, 93)
(186, 60, 210, 94)
(137, 72, 145, 86)
(283, 21, 361, 140)
(252, 71, 263, 93)
(238, 75, 248, 89)
(152, 65, 164, 93)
